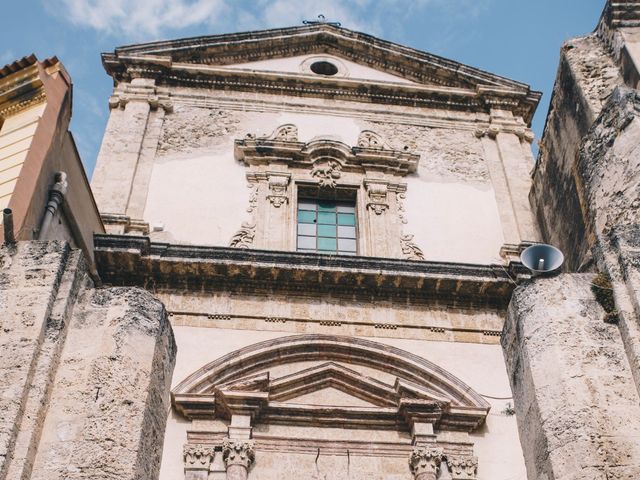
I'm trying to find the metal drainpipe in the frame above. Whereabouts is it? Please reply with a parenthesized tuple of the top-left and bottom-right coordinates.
(38, 171, 68, 240)
(3, 208, 15, 245)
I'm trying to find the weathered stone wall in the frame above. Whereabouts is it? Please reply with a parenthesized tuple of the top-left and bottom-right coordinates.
(30, 286, 176, 480)
(530, 33, 623, 271)
(503, 274, 640, 479)
(0, 241, 80, 479)
(0, 241, 176, 480)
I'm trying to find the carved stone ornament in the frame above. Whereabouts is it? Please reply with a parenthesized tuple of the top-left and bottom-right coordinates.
(365, 181, 389, 214)
(229, 222, 256, 248)
(222, 438, 255, 469)
(267, 123, 298, 141)
(311, 160, 342, 188)
(183, 444, 215, 470)
(357, 130, 387, 149)
(409, 447, 444, 479)
(446, 456, 478, 479)
(400, 234, 425, 260)
(267, 174, 291, 207)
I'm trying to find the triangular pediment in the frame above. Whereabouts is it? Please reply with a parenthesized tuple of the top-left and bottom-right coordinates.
(289, 387, 379, 408)
(226, 54, 419, 85)
(103, 24, 541, 122)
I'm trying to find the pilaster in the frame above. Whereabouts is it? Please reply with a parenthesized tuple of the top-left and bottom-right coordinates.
(476, 110, 540, 252)
(91, 78, 172, 231)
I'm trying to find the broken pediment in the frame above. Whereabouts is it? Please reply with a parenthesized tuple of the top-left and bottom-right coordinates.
(173, 335, 490, 432)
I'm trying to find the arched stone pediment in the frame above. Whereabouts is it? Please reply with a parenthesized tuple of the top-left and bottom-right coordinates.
(172, 335, 489, 432)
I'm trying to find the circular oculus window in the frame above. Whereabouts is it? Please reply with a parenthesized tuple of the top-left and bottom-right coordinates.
(310, 60, 339, 76)
(300, 57, 348, 78)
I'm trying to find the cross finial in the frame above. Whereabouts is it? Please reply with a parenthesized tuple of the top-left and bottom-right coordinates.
(303, 14, 341, 27)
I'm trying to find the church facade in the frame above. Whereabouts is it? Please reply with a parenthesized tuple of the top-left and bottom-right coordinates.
(90, 21, 544, 480)
(2, 1, 640, 480)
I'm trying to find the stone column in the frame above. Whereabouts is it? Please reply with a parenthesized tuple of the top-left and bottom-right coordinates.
(409, 446, 443, 480)
(222, 438, 255, 480)
(183, 444, 216, 480)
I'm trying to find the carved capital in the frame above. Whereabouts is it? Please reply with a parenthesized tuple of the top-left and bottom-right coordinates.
(311, 160, 342, 188)
(222, 438, 255, 470)
(183, 444, 215, 471)
(446, 456, 478, 480)
(267, 173, 291, 207)
(409, 446, 444, 480)
(364, 180, 389, 214)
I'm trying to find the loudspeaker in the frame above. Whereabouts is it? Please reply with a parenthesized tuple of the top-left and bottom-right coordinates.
(520, 244, 564, 276)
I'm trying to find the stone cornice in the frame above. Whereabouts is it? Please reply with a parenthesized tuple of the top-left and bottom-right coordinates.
(235, 132, 419, 176)
(94, 234, 529, 309)
(101, 24, 541, 123)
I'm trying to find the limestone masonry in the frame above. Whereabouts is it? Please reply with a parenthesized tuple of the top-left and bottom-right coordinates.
(2, 1, 640, 479)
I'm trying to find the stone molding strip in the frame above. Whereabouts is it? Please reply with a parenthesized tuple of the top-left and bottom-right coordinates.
(94, 234, 529, 309)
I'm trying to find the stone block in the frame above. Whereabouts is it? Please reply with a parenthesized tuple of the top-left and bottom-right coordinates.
(503, 274, 640, 479)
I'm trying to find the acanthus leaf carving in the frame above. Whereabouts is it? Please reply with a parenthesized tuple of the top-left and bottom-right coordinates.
(409, 446, 444, 479)
(401, 234, 425, 260)
(396, 189, 425, 260)
(183, 443, 216, 470)
(446, 456, 478, 480)
(311, 160, 342, 188)
(229, 222, 256, 248)
(222, 438, 255, 470)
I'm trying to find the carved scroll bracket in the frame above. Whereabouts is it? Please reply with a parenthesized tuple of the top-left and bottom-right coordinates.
(267, 172, 291, 207)
(364, 179, 389, 214)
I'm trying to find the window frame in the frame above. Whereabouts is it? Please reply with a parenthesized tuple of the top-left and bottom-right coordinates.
(295, 188, 359, 256)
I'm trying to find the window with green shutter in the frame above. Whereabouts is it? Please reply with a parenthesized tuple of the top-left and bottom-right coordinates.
(297, 198, 357, 254)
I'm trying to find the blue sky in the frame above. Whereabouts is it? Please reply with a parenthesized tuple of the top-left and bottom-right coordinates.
(2, 0, 604, 178)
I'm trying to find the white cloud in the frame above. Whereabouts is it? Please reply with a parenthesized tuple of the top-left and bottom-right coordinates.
(46, 0, 491, 42)
(49, 0, 228, 39)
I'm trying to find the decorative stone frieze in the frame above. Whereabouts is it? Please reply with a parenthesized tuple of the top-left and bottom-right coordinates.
(409, 446, 444, 480)
(184, 444, 216, 470)
(446, 456, 478, 479)
(222, 438, 255, 478)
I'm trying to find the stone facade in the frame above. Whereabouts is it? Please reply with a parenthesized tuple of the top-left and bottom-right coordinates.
(4, 2, 640, 480)
(0, 241, 176, 480)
